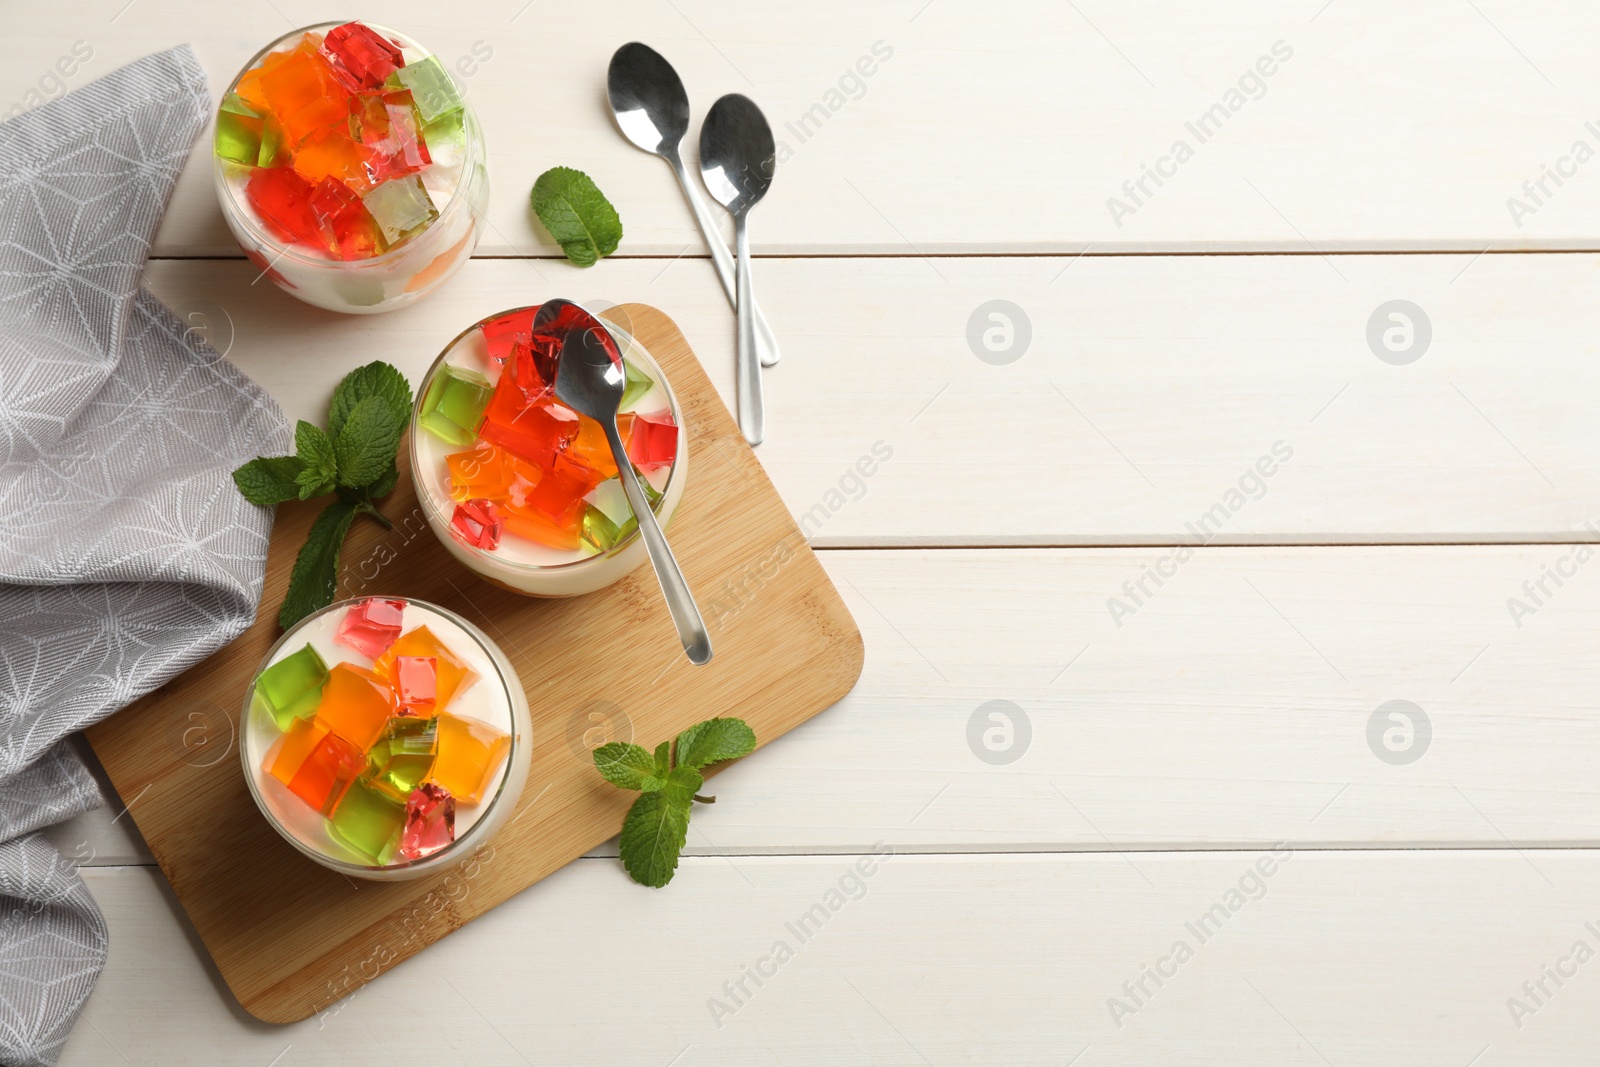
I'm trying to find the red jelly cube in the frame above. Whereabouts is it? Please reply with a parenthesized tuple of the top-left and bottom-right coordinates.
(309, 178, 385, 260)
(450, 499, 503, 551)
(510, 340, 558, 399)
(521, 452, 601, 527)
(336, 597, 406, 659)
(287, 729, 366, 815)
(321, 22, 403, 92)
(354, 92, 432, 187)
(626, 411, 678, 471)
(480, 308, 538, 367)
(398, 782, 455, 860)
(481, 383, 581, 468)
(393, 655, 438, 717)
(377, 96, 431, 174)
(533, 299, 604, 347)
(245, 168, 324, 249)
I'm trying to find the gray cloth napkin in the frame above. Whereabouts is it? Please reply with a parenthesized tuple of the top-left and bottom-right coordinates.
(0, 46, 287, 1063)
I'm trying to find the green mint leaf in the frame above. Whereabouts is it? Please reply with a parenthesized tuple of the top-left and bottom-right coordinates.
(329, 361, 412, 440)
(593, 743, 658, 791)
(618, 787, 695, 888)
(293, 421, 337, 498)
(675, 718, 757, 770)
(295, 420, 333, 467)
(333, 395, 403, 488)
(367, 461, 400, 499)
(653, 740, 671, 776)
(530, 167, 622, 267)
(278, 499, 358, 629)
(232, 456, 306, 506)
(662, 764, 704, 803)
(294, 466, 335, 500)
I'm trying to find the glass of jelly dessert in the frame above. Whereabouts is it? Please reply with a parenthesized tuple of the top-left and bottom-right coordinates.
(241, 596, 531, 880)
(213, 22, 489, 314)
(410, 301, 688, 597)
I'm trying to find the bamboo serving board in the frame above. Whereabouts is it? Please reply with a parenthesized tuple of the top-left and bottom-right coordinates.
(84, 304, 863, 1024)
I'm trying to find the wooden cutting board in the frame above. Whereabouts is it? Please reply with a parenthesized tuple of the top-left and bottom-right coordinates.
(84, 303, 863, 1024)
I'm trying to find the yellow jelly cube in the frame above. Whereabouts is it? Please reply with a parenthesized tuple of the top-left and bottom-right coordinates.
(428, 713, 510, 805)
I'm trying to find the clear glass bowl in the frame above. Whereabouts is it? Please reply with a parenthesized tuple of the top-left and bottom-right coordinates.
(240, 597, 531, 881)
(410, 303, 688, 597)
(213, 22, 489, 314)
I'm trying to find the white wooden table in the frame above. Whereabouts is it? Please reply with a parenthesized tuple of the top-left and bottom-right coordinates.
(12, 1, 1600, 1062)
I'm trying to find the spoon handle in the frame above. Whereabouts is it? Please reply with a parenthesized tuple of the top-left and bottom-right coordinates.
(670, 157, 781, 368)
(734, 214, 764, 445)
(607, 422, 713, 666)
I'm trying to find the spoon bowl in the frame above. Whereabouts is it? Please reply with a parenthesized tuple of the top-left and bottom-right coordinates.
(607, 42, 690, 157)
(699, 94, 777, 217)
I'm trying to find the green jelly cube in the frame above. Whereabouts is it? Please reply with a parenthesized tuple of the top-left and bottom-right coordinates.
(330, 780, 404, 864)
(251, 644, 328, 731)
(257, 118, 287, 168)
(362, 175, 438, 244)
(365, 716, 438, 802)
(395, 56, 463, 123)
(214, 109, 264, 166)
(419, 365, 493, 445)
(620, 360, 654, 409)
(582, 473, 663, 550)
(580, 504, 621, 553)
(420, 108, 465, 152)
(219, 92, 261, 118)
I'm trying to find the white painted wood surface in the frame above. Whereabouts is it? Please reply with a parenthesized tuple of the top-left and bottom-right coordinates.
(142, 256, 1600, 545)
(2, 1, 1595, 1062)
(13, 2, 1600, 254)
(65, 853, 1600, 1065)
(51, 545, 1600, 865)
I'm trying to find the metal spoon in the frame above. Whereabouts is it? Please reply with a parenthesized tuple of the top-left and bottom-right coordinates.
(699, 94, 775, 446)
(608, 42, 781, 368)
(549, 300, 712, 666)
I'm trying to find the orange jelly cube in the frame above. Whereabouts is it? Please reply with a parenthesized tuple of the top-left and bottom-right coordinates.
(265, 715, 327, 786)
(251, 43, 350, 146)
(429, 713, 511, 804)
(446, 440, 542, 506)
(316, 663, 397, 750)
(291, 126, 377, 191)
(267, 717, 365, 815)
(375, 626, 477, 711)
(565, 414, 619, 479)
(502, 503, 583, 551)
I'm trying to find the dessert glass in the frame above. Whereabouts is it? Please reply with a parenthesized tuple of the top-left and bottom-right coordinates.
(213, 21, 488, 314)
(240, 597, 531, 881)
(410, 303, 688, 597)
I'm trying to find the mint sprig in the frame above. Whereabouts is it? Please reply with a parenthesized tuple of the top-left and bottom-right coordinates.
(593, 717, 757, 887)
(530, 166, 622, 267)
(232, 361, 413, 629)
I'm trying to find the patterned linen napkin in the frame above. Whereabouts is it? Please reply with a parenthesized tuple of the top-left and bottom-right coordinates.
(0, 46, 287, 1064)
